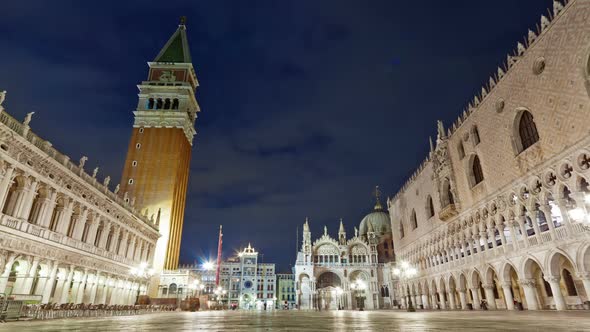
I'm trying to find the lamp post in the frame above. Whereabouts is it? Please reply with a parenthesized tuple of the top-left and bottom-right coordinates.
(393, 261, 418, 312)
(350, 279, 366, 311)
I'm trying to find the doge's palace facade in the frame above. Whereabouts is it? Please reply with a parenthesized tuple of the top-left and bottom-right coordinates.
(388, 0, 590, 311)
(0, 100, 160, 305)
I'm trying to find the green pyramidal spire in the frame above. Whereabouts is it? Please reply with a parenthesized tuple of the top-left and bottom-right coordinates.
(153, 16, 192, 63)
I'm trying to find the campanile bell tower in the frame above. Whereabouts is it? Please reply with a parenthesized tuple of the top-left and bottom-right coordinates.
(120, 17, 199, 276)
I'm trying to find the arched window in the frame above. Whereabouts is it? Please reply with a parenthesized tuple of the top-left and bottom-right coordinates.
(410, 210, 417, 230)
(426, 195, 435, 218)
(472, 126, 481, 145)
(164, 98, 171, 109)
(472, 155, 484, 185)
(562, 269, 578, 296)
(147, 98, 154, 109)
(168, 284, 176, 295)
(457, 142, 465, 159)
(442, 179, 454, 207)
(156, 98, 163, 109)
(518, 111, 539, 152)
(400, 221, 405, 238)
(172, 99, 179, 109)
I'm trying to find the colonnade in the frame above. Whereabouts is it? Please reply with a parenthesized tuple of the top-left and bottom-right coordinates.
(0, 251, 148, 305)
(0, 160, 155, 266)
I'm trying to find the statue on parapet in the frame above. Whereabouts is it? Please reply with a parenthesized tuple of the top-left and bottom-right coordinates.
(103, 176, 111, 187)
(0, 91, 6, 106)
(79, 156, 88, 169)
(23, 112, 35, 126)
(92, 167, 99, 178)
(114, 184, 120, 194)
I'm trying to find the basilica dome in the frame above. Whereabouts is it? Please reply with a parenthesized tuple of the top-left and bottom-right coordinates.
(359, 200, 391, 237)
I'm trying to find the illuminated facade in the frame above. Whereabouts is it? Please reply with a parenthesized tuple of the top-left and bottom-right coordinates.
(388, 0, 590, 311)
(0, 102, 159, 305)
(294, 195, 395, 310)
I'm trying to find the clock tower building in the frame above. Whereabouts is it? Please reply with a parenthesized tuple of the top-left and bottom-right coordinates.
(120, 18, 199, 280)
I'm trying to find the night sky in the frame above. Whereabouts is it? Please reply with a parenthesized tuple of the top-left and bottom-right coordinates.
(0, 0, 553, 271)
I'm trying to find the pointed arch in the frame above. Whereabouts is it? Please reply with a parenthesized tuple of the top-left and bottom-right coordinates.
(426, 195, 435, 219)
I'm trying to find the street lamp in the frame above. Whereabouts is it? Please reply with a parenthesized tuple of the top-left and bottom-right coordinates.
(350, 279, 366, 311)
(130, 262, 155, 304)
(203, 261, 215, 271)
(393, 261, 418, 312)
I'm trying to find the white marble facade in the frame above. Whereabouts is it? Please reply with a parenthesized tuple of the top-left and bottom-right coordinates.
(0, 106, 160, 305)
(295, 209, 395, 310)
(387, 0, 590, 311)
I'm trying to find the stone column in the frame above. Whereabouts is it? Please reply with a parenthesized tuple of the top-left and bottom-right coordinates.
(127, 236, 137, 259)
(488, 228, 497, 249)
(109, 226, 120, 253)
(89, 272, 100, 304)
(41, 261, 59, 304)
(99, 276, 110, 304)
(458, 288, 468, 309)
(118, 231, 129, 256)
(577, 273, 590, 303)
(538, 204, 556, 239)
(38, 190, 57, 228)
(18, 179, 39, 220)
(479, 231, 487, 252)
(86, 216, 99, 244)
(497, 221, 507, 247)
(21, 257, 40, 294)
(56, 199, 74, 234)
(508, 220, 519, 249)
(544, 276, 566, 311)
(525, 211, 542, 242)
(59, 266, 75, 304)
(519, 279, 539, 310)
(75, 269, 88, 303)
(501, 282, 515, 310)
(556, 199, 573, 234)
(98, 222, 111, 249)
(7, 182, 28, 218)
(438, 292, 446, 309)
(447, 290, 456, 309)
(0, 253, 18, 293)
(516, 216, 529, 247)
(429, 293, 435, 309)
(470, 287, 481, 309)
(421, 294, 429, 309)
(134, 240, 143, 261)
(72, 208, 89, 240)
(471, 234, 480, 254)
(482, 283, 497, 309)
(0, 165, 15, 209)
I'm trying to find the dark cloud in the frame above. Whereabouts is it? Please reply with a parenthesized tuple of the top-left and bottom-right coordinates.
(0, 0, 554, 270)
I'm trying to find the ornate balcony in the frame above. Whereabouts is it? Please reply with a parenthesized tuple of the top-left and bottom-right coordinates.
(438, 203, 458, 221)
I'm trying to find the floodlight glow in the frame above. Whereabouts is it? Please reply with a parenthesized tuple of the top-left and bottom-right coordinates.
(203, 261, 214, 270)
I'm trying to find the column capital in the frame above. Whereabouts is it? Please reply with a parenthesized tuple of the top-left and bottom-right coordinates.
(500, 281, 512, 288)
(543, 276, 560, 283)
(576, 272, 590, 280)
(456, 287, 466, 292)
(481, 283, 495, 290)
(518, 278, 536, 287)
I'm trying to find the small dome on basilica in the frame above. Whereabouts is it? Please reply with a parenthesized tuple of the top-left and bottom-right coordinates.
(359, 197, 391, 237)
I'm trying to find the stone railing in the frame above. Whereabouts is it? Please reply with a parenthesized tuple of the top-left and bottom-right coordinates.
(0, 110, 158, 232)
(0, 214, 138, 267)
(420, 222, 590, 275)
